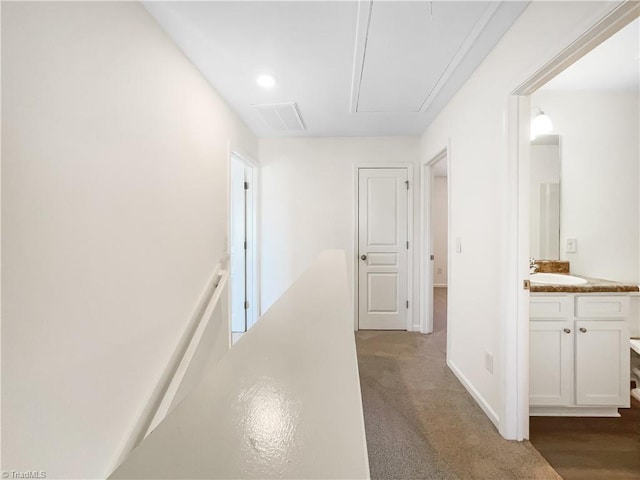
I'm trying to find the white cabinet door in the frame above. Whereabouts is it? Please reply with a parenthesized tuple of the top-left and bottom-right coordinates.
(575, 320, 630, 406)
(530, 320, 573, 406)
(358, 168, 408, 330)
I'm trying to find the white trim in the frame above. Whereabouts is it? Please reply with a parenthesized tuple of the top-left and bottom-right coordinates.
(349, 0, 371, 115)
(448, 359, 499, 429)
(354, 163, 414, 331)
(407, 164, 414, 332)
(445, 143, 453, 359)
(503, 1, 639, 441)
(530, 406, 621, 418)
(417, 3, 500, 113)
(499, 95, 531, 441)
(352, 166, 359, 331)
(512, 2, 640, 96)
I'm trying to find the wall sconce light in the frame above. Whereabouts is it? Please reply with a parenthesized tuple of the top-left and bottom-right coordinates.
(531, 107, 553, 139)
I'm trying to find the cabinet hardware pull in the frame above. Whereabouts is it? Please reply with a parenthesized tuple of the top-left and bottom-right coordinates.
(563, 328, 571, 334)
(579, 327, 587, 333)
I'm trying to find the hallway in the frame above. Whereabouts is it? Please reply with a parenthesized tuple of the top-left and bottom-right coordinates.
(356, 290, 559, 479)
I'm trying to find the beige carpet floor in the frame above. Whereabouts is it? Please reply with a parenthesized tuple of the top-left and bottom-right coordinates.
(356, 289, 561, 480)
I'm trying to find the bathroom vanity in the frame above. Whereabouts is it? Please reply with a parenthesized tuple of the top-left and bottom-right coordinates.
(530, 276, 638, 417)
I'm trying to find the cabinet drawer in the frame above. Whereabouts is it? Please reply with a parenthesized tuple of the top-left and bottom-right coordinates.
(575, 296, 629, 318)
(530, 296, 572, 319)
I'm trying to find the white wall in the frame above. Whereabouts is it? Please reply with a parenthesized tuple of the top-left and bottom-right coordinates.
(259, 137, 420, 324)
(2, 2, 257, 478)
(419, 1, 619, 425)
(433, 176, 449, 286)
(531, 90, 639, 284)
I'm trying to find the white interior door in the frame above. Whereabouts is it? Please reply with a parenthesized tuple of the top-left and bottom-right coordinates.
(358, 168, 409, 330)
(230, 156, 256, 334)
(230, 158, 246, 333)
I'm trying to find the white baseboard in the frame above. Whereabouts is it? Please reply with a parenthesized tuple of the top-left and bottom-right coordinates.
(447, 359, 499, 429)
(434, 284, 448, 288)
(530, 406, 620, 417)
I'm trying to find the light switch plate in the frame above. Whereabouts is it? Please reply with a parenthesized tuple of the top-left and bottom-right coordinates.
(485, 351, 494, 374)
(566, 237, 577, 253)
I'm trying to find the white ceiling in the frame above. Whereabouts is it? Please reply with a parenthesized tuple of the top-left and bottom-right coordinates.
(144, 1, 528, 137)
(540, 17, 640, 92)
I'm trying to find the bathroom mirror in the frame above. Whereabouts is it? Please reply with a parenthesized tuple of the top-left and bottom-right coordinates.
(530, 134, 561, 260)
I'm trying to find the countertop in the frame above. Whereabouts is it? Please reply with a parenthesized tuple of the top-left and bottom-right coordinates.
(530, 274, 639, 293)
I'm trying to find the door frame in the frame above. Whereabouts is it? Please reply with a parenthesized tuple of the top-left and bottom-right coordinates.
(503, 2, 638, 440)
(354, 163, 414, 331)
(419, 145, 451, 337)
(227, 148, 260, 334)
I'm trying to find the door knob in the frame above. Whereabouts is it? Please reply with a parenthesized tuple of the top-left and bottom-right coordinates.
(361, 255, 367, 261)
(579, 327, 587, 333)
(563, 328, 571, 334)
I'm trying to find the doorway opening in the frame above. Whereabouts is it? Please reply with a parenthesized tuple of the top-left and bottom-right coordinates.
(524, 16, 640, 479)
(430, 156, 449, 336)
(503, 2, 639, 476)
(500, 1, 640, 442)
(229, 153, 258, 344)
(420, 148, 450, 347)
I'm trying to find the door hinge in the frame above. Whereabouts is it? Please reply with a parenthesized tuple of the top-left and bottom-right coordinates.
(244, 181, 249, 190)
(406, 300, 409, 309)
(405, 180, 409, 190)
(523, 279, 530, 290)
(406, 241, 409, 249)
(243, 241, 247, 250)
(244, 301, 250, 309)
(430, 254, 435, 260)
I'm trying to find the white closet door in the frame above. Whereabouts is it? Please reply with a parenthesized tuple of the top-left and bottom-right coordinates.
(230, 158, 247, 333)
(358, 168, 408, 330)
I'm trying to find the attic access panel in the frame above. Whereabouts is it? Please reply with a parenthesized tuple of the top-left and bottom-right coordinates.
(354, 1, 496, 113)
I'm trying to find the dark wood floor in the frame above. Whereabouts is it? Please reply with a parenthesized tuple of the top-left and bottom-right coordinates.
(530, 394, 640, 479)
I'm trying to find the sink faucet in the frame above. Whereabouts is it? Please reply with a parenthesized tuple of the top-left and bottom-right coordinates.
(530, 257, 538, 274)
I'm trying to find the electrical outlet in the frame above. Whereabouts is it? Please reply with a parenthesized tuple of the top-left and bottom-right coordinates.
(566, 237, 577, 253)
(485, 351, 494, 374)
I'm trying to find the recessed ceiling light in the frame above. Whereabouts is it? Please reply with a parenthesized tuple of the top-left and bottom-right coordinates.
(256, 74, 276, 88)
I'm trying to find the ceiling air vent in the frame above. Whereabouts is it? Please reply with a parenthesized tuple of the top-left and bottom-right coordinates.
(251, 102, 306, 132)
